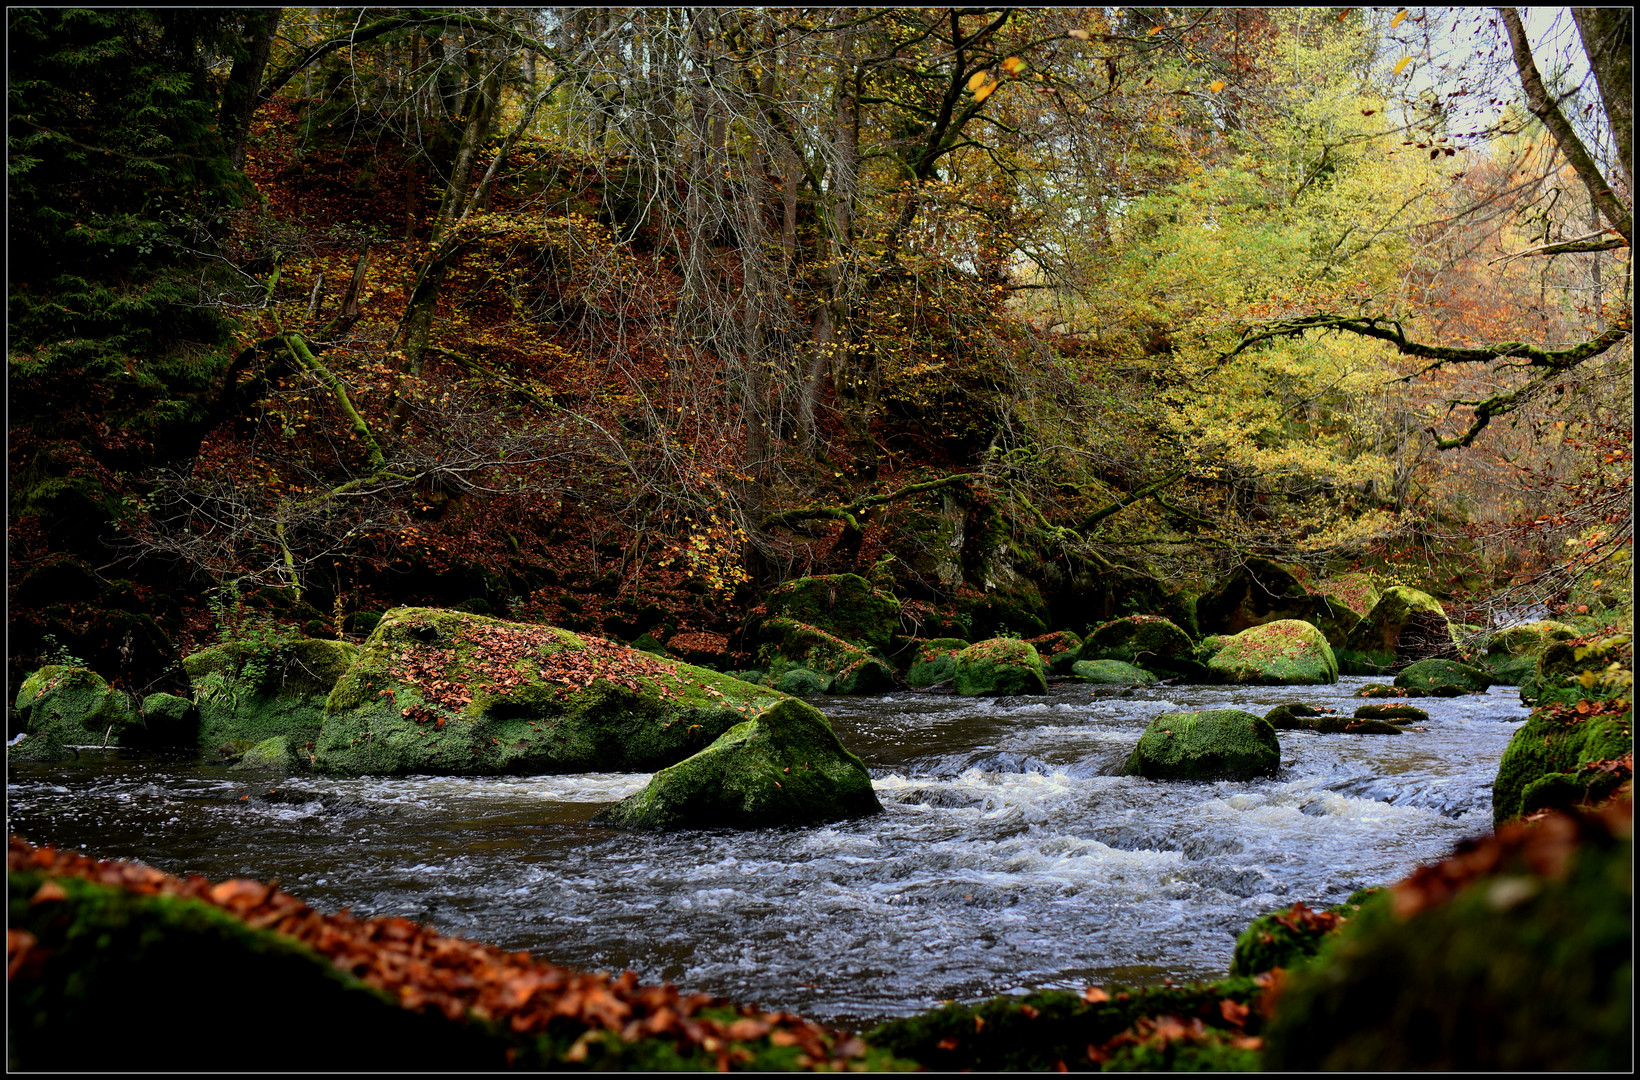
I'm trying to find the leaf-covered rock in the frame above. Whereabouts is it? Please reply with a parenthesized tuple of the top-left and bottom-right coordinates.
(1078, 615, 1204, 681)
(1393, 657, 1492, 695)
(756, 618, 895, 695)
(1206, 620, 1339, 685)
(1123, 709, 1280, 781)
(1025, 630, 1083, 676)
(904, 637, 969, 688)
(315, 608, 784, 776)
(1352, 703, 1429, 723)
(591, 698, 882, 829)
(1229, 890, 1382, 976)
(952, 638, 1047, 696)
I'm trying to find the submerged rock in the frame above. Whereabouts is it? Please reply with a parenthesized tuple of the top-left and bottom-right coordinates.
(1352, 704, 1429, 724)
(952, 638, 1048, 696)
(1206, 620, 1339, 686)
(315, 608, 784, 776)
(1123, 709, 1280, 781)
(592, 698, 882, 829)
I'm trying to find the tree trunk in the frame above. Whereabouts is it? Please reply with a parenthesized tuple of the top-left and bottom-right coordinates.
(219, 9, 281, 170)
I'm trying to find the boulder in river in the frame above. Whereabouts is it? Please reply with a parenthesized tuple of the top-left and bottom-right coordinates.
(1480, 619, 1578, 686)
(774, 667, 829, 697)
(1206, 620, 1339, 686)
(755, 618, 895, 696)
(1072, 659, 1158, 685)
(905, 637, 969, 688)
(1337, 586, 1457, 675)
(315, 607, 784, 776)
(183, 638, 359, 755)
(592, 698, 882, 829)
(1123, 709, 1280, 781)
(1352, 704, 1429, 724)
(761, 573, 900, 652)
(1394, 658, 1492, 695)
(1078, 615, 1204, 681)
(14, 665, 138, 748)
(1026, 630, 1084, 676)
(953, 638, 1048, 696)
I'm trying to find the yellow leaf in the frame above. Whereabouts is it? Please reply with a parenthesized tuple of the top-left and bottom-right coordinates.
(1209, 80, 1226, 93)
(973, 80, 997, 102)
(1393, 56, 1410, 75)
(1067, 28, 1092, 41)
(1148, 26, 1162, 36)
(967, 70, 990, 92)
(1391, 10, 1407, 28)
(1002, 56, 1025, 75)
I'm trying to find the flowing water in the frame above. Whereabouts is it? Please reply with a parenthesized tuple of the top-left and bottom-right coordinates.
(7, 677, 1528, 1031)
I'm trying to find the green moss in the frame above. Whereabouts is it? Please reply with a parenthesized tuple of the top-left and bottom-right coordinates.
(1263, 703, 1326, 729)
(1229, 890, 1384, 976)
(953, 637, 1047, 696)
(1316, 573, 1381, 618)
(1123, 709, 1280, 780)
(1520, 636, 1627, 707)
(1487, 619, 1579, 656)
(758, 618, 894, 694)
(905, 637, 969, 687)
(1206, 620, 1339, 686)
(182, 638, 358, 753)
(7, 869, 512, 1070)
(1262, 825, 1631, 1070)
(763, 574, 901, 651)
(230, 735, 300, 773)
(1079, 616, 1204, 680)
(314, 607, 785, 776)
(1340, 586, 1457, 668)
(592, 698, 882, 829)
(15, 665, 137, 747)
(775, 668, 830, 697)
(1493, 707, 1633, 826)
(1394, 658, 1492, 694)
(1071, 659, 1158, 685)
(866, 976, 1269, 1072)
(1026, 630, 1083, 675)
(1352, 704, 1429, 723)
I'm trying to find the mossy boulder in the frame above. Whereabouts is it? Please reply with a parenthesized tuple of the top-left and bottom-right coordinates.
(1025, 630, 1083, 676)
(952, 638, 1048, 696)
(1195, 558, 1313, 635)
(315, 608, 786, 776)
(905, 638, 969, 688)
(774, 668, 829, 698)
(1264, 703, 1328, 729)
(1315, 573, 1381, 621)
(1520, 635, 1628, 707)
(1263, 807, 1632, 1070)
(1205, 620, 1338, 686)
(1338, 586, 1457, 674)
(230, 735, 300, 774)
(1230, 890, 1383, 976)
(1493, 707, 1633, 826)
(762, 574, 900, 651)
(1071, 659, 1158, 685)
(1487, 619, 1579, 657)
(183, 638, 359, 755)
(1394, 657, 1492, 695)
(1122, 709, 1280, 781)
(1352, 704, 1429, 723)
(756, 618, 895, 696)
(14, 666, 137, 748)
(591, 698, 881, 829)
(1078, 615, 1204, 681)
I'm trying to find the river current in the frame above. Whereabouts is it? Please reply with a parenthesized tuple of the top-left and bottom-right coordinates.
(7, 676, 1527, 1030)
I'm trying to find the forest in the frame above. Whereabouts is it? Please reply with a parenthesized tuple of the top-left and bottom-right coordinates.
(6, 6, 1633, 1072)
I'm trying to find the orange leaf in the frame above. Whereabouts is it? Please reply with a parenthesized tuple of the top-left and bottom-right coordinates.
(1209, 79, 1226, 92)
(973, 80, 997, 102)
(1147, 26, 1162, 36)
(1002, 56, 1025, 75)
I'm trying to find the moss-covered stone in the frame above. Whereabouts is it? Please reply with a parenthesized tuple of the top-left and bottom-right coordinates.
(1025, 630, 1083, 676)
(1263, 703, 1327, 729)
(1394, 657, 1493, 695)
(757, 618, 895, 695)
(905, 638, 969, 688)
(315, 608, 785, 777)
(1315, 573, 1381, 621)
(774, 668, 830, 698)
(1358, 682, 1421, 699)
(183, 638, 359, 754)
(1078, 615, 1205, 681)
(14, 666, 137, 747)
(1195, 558, 1312, 634)
(1339, 586, 1457, 674)
(1230, 889, 1384, 976)
(1071, 659, 1158, 685)
(1520, 635, 1628, 707)
(1262, 809, 1632, 1070)
(1123, 709, 1280, 781)
(631, 632, 670, 657)
(8, 732, 69, 762)
(230, 735, 300, 773)
(1206, 620, 1339, 686)
(952, 638, 1047, 696)
(1487, 619, 1579, 657)
(1352, 704, 1429, 723)
(591, 698, 881, 829)
(763, 574, 901, 651)
(1194, 633, 1229, 666)
(1493, 707, 1633, 826)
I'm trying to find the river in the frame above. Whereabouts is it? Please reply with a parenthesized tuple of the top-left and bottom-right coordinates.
(7, 676, 1527, 1031)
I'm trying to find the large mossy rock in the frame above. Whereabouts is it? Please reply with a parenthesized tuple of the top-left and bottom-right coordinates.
(762, 574, 900, 651)
(1122, 709, 1280, 781)
(14, 666, 139, 747)
(1071, 659, 1158, 685)
(591, 698, 882, 830)
(1078, 616, 1204, 681)
(1205, 620, 1339, 686)
(1263, 804, 1632, 1070)
(315, 608, 785, 776)
(904, 638, 969, 688)
(1394, 657, 1492, 695)
(1315, 573, 1381, 622)
(952, 638, 1048, 696)
(1520, 634, 1627, 707)
(1337, 586, 1457, 675)
(756, 618, 896, 696)
(1477, 617, 1577, 688)
(183, 638, 360, 755)
(1025, 630, 1083, 676)
(1493, 689, 1633, 827)
(1194, 559, 1365, 648)
(1229, 890, 1382, 977)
